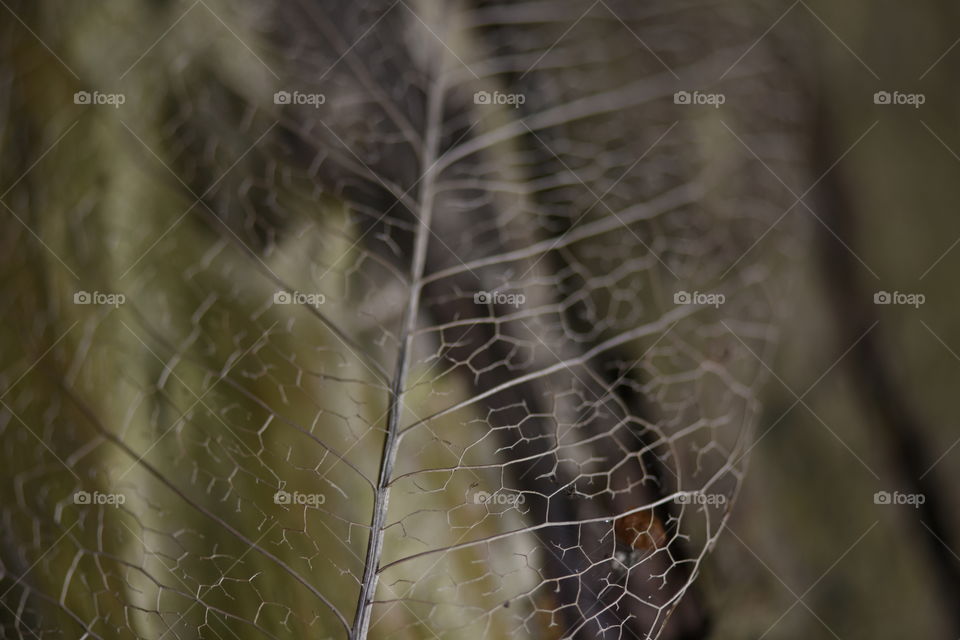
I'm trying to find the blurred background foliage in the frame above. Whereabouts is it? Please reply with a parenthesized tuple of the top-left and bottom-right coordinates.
(710, 2, 960, 638)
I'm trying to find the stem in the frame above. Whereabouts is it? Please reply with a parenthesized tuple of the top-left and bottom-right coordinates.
(350, 73, 446, 640)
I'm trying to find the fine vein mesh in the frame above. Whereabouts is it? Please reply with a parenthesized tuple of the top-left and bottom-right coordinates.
(0, 0, 803, 638)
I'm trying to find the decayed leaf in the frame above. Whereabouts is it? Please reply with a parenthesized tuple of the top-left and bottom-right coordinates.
(0, 1, 803, 638)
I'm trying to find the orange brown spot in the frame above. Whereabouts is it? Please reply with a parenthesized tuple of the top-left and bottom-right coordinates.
(614, 509, 667, 551)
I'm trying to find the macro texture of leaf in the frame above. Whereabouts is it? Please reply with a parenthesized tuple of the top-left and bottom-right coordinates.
(0, 1, 803, 638)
